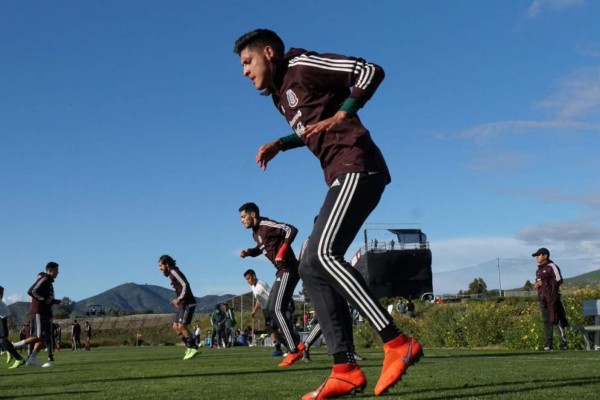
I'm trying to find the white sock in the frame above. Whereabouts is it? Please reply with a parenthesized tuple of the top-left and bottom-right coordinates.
(28, 350, 38, 362)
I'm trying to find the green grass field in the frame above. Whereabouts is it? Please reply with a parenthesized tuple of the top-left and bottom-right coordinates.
(1, 346, 599, 400)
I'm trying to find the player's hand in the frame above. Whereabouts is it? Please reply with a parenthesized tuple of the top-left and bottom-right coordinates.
(256, 140, 282, 170)
(240, 249, 249, 258)
(304, 111, 349, 139)
(274, 257, 284, 267)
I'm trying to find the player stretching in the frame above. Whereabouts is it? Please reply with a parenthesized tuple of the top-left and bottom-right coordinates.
(158, 255, 199, 360)
(234, 29, 423, 399)
(239, 202, 304, 367)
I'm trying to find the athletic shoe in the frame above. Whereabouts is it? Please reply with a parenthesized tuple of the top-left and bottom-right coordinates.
(41, 362, 53, 368)
(353, 352, 365, 361)
(8, 359, 25, 369)
(559, 344, 568, 351)
(302, 348, 312, 362)
(5, 351, 12, 364)
(302, 367, 367, 400)
(48, 355, 55, 362)
(279, 343, 306, 367)
(26, 360, 41, 367)
(543, 346, 553, 351)
(374, 334, 423, 396)
(271, 349, 283, 357)
(183, 348, 199, 360)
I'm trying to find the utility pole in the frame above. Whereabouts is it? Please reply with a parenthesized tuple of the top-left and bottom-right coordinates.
(497, 258, 503, 297)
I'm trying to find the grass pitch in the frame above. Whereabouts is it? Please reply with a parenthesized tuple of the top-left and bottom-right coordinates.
(1, 346, 599, 399)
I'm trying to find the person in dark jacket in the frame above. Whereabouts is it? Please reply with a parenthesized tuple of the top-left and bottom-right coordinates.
(239, 202, 303, 366)
(158, 254, 199, 360)
(234, 29, 422, 399)
(532, 247, 569, 350)
(12, 262, 61, 366)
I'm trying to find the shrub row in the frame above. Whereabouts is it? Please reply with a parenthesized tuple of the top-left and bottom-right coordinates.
(354, 284, 600, 350)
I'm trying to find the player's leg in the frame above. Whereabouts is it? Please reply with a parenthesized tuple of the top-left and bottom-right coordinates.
(301, 172, 422, 397)
(1, 317, 25, 368)
(26, 314, 47, 366)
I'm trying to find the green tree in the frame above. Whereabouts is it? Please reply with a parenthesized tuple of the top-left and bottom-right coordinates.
(468, 278, 487, 295)
(54, 297, 76, 318)
(523, 280, 533, 291)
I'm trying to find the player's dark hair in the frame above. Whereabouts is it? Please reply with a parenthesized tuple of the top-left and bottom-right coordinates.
(243, 269, 256, 278)
(233, 29, 285, 58)
(159, 254, 176, 267)
(239, 202, 260, 217)
(46, 262, 59, 271)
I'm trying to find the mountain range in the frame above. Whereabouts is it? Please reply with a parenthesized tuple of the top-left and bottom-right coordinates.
(7, 283, 238, 325)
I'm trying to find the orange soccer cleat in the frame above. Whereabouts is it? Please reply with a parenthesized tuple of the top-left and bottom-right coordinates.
(278, 342, 306, 367)
(302, 367, 367, 400)
(374, 334, 423, 396)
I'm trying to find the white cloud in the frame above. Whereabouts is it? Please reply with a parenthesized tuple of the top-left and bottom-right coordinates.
(5, 294, 25, 305)
(537, 66, 600, 120)
(504, 187, 600, 210)
(431, 229, 600, 294)
(466, 151, 528, 171)
(460, 119, 600, 144)
(527, 0, 585, 18)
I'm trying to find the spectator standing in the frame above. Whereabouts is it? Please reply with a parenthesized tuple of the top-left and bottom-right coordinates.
(211, 304, 226, 349)
(71, 320, 81, 351)
(84, 321, 92, 351)
(223, 303, 236, 348)
(532, 248, 569, 350)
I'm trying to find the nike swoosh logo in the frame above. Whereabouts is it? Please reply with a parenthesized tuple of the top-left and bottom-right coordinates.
(400, 340, 413, 364)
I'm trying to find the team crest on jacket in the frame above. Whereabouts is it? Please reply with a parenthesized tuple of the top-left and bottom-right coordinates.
(286, 89, 299, 108)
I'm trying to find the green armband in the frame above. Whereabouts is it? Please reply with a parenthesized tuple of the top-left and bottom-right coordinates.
(278, 133, 304, 151)
(339, 98, 362, 115)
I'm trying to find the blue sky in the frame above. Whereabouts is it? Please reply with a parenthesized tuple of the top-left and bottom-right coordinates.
(2, 0, 599, 304)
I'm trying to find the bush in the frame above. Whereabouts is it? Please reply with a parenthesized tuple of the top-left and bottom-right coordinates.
(351, 285, 600, 350)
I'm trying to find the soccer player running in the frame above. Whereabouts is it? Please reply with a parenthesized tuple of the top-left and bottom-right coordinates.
(158, 254, 199, 360)
(239, 202, 304, 367)
(12, 262, 61, 366)
(234, 29, 423, 399)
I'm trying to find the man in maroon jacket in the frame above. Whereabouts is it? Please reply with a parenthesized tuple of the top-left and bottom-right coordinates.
(12, 262, 61, 366)
(234, 29, 422, 399)
(239, 202, 304, 367)
(532, 247, 569, 350)
(158, 254, 199, 360)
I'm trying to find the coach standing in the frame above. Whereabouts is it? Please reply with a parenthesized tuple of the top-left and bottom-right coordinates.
(532, 247, 569, 351)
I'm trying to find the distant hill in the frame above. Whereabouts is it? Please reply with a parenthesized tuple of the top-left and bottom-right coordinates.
(73, 283, 235, 315)
(7, 283, 235, 324)
(563, 269, 600, 287)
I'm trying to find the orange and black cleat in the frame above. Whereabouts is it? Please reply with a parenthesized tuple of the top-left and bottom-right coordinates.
(374, 334, 423, 396)
(302, 367, 367, 400)
(278, 342, 306, 367)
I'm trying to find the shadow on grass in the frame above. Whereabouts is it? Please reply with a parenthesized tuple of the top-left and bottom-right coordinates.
(396, 375, 600, 400)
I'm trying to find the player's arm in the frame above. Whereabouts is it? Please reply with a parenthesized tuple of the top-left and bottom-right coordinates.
(301, 52, 385, 138)
(251, 300, 261, 318)
(275, 222, 298, 264)
(241, 246, 262, 258)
